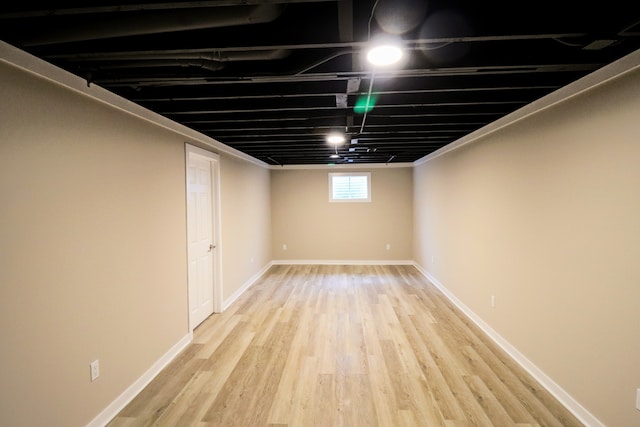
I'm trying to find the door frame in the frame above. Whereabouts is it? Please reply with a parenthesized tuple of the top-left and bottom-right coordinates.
(185, 143, 223, 329)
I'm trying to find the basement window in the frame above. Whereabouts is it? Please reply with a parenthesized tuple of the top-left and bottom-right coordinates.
(329, 172, 371, 202)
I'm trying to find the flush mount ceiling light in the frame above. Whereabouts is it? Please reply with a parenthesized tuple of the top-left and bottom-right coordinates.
(326, 133, 346, 144)
(366, 44, 403, 66)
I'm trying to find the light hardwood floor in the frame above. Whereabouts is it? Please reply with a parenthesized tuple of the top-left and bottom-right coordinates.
(108, 264, 583, 426)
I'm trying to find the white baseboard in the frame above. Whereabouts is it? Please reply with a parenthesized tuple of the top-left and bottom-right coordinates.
(222, 262, 274, 310)
(86, 332, 193, 427)
(411, 262, 604, 427)
(271, 259, 414, 265)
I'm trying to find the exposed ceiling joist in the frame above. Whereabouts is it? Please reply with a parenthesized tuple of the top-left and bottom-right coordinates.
(1, 0, 638, 165)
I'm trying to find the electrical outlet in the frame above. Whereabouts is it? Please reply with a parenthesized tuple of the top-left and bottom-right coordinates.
(385, 243, 391, 250)
(282, 244, 287, 251)
(490, 295, 496, 308)
(90, 360, 100, 382)
(636, 388, 640, 411)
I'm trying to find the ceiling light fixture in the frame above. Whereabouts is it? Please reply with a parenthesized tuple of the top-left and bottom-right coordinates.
(327, 133, 346, 144)
(366, 44, 403, 66)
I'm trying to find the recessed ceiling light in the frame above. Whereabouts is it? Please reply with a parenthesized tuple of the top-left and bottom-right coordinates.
(367, 44, 403, 66)
(327, 133, 346, 144)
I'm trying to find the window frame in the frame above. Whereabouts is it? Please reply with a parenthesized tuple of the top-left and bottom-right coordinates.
(328, 172, 372, 203)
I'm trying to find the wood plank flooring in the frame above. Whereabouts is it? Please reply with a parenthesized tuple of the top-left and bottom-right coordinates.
(108, 264, 583, 426)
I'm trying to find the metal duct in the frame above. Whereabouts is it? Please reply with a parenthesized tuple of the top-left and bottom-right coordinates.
(18, 4, 285, 46)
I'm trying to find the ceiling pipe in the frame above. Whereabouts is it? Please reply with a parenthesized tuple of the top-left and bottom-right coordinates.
(0, 1, 334, 19)
(213, 49, 291, 62)
(62, 49, 291, 63)
(18, 4, 286, 46)
(76, 50, 291, 76)
(93, 59, 226, 72)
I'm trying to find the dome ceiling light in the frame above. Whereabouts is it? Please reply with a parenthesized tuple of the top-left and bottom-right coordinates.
(366, 44, 403, 66)
(326, 133, 346, 145)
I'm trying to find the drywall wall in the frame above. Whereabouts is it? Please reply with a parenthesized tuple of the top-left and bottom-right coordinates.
(413, 60, 640, 426)
(0, 59, 189, 427)
(219, 153, 272, 303)
(0, 44, 273, 426)
(271, 167, 413, 261)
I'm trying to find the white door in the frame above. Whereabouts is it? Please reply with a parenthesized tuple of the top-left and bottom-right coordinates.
(186, 144, 221, 330)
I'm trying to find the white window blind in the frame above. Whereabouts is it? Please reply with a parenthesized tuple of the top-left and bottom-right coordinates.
(329, 172, 371, 202)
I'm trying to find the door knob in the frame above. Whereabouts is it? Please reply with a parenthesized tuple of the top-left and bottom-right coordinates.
(208, 244, 215, 252)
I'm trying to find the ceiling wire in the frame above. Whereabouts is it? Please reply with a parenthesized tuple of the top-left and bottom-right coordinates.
(362, 0, 450, 162)
(359, 70, 376, 134)
(360, 0, 381, 136)
(367, 0, 381, 41)
(267, 156, 283, 167)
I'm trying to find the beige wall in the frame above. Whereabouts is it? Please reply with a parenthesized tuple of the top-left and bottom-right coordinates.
(271, 167, 413, 261)
(219, 153, 272, 302)
(413, 65, 640, 426)
(0, 51, 272, 426)
(0, 60, 188, 427)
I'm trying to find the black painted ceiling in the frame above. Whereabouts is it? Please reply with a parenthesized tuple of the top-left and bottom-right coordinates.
(2, 1, 639, 165)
